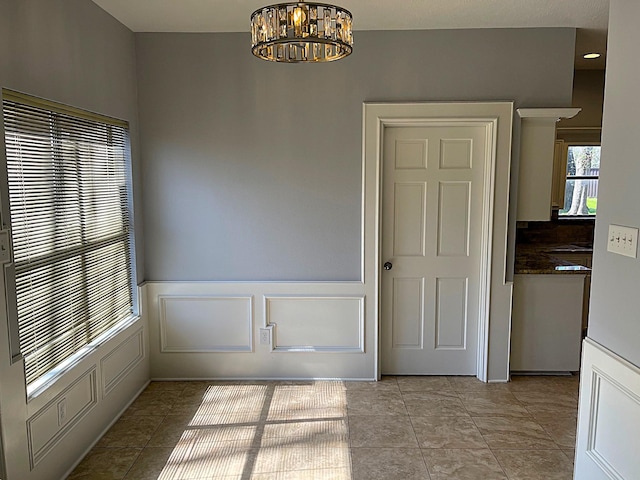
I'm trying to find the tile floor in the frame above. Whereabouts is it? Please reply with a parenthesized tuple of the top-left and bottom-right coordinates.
(67, 375, 579, 479)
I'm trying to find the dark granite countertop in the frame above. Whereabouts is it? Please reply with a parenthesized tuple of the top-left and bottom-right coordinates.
(515, 244, 592, 274)
(542, 244, 593, 254)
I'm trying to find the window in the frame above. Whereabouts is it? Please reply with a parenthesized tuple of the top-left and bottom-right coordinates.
(2, 90, 136, 392)
(559, 144, 601, 217)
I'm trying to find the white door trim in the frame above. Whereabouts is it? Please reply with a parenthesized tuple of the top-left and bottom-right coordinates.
(362, 102, 514, 382)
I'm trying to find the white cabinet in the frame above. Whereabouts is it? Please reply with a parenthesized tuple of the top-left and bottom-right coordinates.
(551, 252, 592, 332)
(511, 274, 585, 372)
(516, 108, 580, 221)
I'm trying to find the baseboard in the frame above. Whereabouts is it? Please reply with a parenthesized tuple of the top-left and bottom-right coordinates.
(150, 377, 376, 382)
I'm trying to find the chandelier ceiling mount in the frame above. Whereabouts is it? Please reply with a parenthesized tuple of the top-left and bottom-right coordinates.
(251, 1, 353, 63)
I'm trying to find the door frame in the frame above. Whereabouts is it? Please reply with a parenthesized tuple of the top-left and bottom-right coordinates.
(362, 102, 514, 382)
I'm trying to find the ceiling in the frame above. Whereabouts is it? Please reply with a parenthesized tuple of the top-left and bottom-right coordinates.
(92, 0, 610, 69)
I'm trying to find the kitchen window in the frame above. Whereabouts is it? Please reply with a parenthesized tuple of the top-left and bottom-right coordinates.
(2, 90, 137, 394)
(559, 144, 601, 217)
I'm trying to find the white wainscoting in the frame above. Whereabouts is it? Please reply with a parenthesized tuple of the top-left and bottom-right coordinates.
(265, 295, 364, 353)
(101, 328, 145, 397)
(27, 368, 97, 468)
(159, 295, 253, 353)
(575, 337, 640, 479)
(21, 316, 149, 479)
(145, 282, 374, 380)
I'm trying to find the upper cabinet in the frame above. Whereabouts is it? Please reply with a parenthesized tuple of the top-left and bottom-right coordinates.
(516, 108, 581, 221)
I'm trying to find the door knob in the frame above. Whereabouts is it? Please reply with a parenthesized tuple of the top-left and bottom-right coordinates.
(383, 262, 393, 270)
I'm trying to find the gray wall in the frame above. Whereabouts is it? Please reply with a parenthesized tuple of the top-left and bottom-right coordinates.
(0, 0, 144, 280)
(558, 69, 605, 131)
(136, 28, 576, 281)
(588, 0, 640, 368)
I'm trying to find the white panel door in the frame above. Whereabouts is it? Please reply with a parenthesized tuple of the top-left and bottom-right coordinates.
(381, 125, 487, 374)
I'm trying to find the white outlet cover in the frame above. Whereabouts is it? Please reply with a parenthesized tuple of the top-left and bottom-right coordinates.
(259, 328, 271, 345)
(57, 398, 67, 426)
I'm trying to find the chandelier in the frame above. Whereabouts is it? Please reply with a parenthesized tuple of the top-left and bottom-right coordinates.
(251, 2, 353, 63)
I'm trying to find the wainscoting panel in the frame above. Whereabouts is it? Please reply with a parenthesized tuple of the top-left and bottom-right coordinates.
(101, 328, 145, 397)
(27, 368, 97, 469)
(265, 296, 364, 352)
(575, 338, 640, 479)
(159, 295, 253, 353)
(145, 282, 373, 380)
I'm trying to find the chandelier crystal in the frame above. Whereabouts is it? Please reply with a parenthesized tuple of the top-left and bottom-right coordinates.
(251, 2, 353, 63)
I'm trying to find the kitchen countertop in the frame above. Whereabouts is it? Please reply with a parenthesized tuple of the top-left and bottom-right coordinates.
(542, 244, 593, 254)
(515, 244, 592, 274)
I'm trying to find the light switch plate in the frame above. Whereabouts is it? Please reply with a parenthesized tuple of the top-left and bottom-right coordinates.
(607, 224, 639, 258)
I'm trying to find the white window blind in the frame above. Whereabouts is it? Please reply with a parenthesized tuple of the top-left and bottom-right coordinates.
(2, 91, 135, 388)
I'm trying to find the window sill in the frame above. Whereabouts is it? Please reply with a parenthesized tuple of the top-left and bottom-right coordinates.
(27, 314, 141, 401)
(557, 216, 597, 222)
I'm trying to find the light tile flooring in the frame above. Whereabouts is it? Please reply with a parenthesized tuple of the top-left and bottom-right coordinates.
(67, 375, 579, 479)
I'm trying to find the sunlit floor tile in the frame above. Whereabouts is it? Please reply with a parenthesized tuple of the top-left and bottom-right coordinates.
(269, 383, 347, 412)
(267, 406, 347, 422)
(261, 417, 349, 448)
(174, 425, 260, 451)
(188, 410, 263, 426)
(157, 443, 256, 479)
(249, 467, 352, 479)
(251, 446, 351, 477)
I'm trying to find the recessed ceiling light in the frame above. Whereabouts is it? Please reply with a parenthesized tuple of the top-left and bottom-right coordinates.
(583, 53, 601, 59)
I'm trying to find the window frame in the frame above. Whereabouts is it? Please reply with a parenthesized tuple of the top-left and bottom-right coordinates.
(1, 90, 138, 398)
(558, 141, 601, 218)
